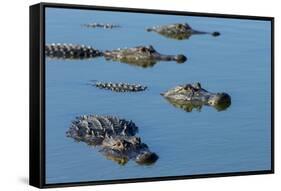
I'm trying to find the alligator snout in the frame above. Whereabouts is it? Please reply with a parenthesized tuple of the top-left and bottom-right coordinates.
(146, 28, 153, 32)
(136, 151, 159, 165)
(212, 31, 221, 37)
(174, 54, 187, 63)
(208, 93, 231, 111)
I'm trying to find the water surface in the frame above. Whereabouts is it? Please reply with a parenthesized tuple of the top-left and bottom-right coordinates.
(45, 8, 271, 184)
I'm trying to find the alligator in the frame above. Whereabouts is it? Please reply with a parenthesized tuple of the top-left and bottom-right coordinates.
(90, 81, 147, 92)
(82, 23, 120, 29)
(161, 82, 231, 111)
(45, 43, 103, 60)
(66, 115, 158, 165)
(103, 45, 187, 68)
(147, 23, 220, 40)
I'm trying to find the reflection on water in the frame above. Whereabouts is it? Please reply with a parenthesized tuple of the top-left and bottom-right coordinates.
(45, 7, 271, 184)
(163, 97, 231, 112)
(105, 55, 159, 68)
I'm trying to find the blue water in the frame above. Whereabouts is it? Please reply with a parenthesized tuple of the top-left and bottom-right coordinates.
(45, 8, 272, 184)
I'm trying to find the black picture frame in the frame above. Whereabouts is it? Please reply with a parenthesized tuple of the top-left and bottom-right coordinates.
(29, 2, 274, 188)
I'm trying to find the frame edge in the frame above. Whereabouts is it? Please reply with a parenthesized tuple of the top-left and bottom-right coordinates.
(31, 2, 275, 188)
(29, 3, 44, 188)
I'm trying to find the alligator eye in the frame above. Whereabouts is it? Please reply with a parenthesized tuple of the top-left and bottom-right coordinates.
(132, 137, 140, 144)
(176, 24, 184, 29)
(116, 142, 121, 147)
(183, 85, 191, 90)
(148, 45, 154, 51)
(140, 47, 146, 52)
(194, 82, 201, 89)
(208, 100, 215, 105)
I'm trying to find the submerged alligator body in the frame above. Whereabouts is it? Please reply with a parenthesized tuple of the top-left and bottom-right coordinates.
(103, 45, 187, 68)
(147, 23, 220, 40)
(45, 43, 103, 60)
(91, 81, 147, 92)
(82, 23, 120, 29)
(66, 115, 158, 165)
(161, 82, 231, 112)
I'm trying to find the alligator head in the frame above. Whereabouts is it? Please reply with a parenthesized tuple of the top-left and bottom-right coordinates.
(103, 45, 187, 68)
(147, 23, 220, 40)
(161, 83, 231, 111)
(101, 135, 158, 165)
(66, 115, 158, 165)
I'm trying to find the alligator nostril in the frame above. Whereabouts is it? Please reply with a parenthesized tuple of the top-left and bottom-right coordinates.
(208, 100, 215, 105)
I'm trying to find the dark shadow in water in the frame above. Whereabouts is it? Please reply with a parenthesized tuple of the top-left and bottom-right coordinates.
(163, 97, 231, 112)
